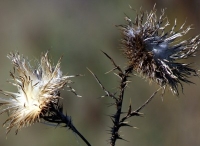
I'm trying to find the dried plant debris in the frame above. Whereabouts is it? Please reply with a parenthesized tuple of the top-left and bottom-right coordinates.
(118, 5, 200, 95)
(0, 52, 76, 133)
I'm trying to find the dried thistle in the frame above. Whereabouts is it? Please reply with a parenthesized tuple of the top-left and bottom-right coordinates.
(0, 52, 74, 133)
(118, 6, 200, 95)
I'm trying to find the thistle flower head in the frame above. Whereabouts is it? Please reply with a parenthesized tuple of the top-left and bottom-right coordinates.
(118, 6, 200, 95)
(0, 52, 73, 133)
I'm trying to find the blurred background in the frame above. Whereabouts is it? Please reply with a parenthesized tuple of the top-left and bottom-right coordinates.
(0, 0, 200, 146)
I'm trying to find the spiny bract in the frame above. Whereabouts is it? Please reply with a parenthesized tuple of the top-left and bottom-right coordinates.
(118, 6, 200, 95)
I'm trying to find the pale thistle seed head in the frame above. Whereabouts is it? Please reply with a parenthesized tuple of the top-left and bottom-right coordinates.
(0, 52, 73, 133)
(118, 6, 200, 95)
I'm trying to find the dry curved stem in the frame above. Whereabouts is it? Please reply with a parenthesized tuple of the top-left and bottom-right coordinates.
(134, 87, 162, 113)
(87, 68, 117, 100)
(42, 102, 91, 146)
(101, 50, 123, 73)
(120, 87, 162, 123)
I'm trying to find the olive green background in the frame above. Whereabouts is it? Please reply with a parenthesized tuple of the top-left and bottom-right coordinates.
(0, 0, 200, 146)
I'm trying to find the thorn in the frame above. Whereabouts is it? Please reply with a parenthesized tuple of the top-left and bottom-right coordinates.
(114, 72, 122, 79)
(117, 136, 129, 142)
(101, 50, 123, 73)
(127, 99, 132, 116)
(119, 122, 132, 127)
(105, 67, 119, 74)
(133, 127, 139, 129)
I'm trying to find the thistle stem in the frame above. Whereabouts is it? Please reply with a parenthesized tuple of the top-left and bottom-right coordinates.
(43, 104, 91, 146)
(110, 68, 131, 146)
(57, 111, 91, 146)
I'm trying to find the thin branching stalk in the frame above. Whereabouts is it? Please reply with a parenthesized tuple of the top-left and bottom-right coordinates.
(89, 51, 160, 146)
(120, 87, 161, 123)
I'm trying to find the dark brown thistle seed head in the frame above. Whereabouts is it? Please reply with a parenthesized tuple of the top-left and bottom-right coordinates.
(118, 6, 200, 95)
